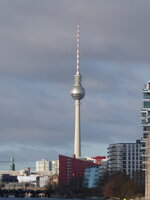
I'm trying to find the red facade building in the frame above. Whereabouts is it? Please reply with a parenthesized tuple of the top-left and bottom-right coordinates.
(59, 155, 99, 184)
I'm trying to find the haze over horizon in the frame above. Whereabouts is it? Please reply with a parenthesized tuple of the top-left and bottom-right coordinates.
(0, 0, 150, 170)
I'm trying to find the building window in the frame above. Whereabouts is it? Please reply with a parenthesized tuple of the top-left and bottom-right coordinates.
(141, 112, 146, 117)
(143, 102, 150, 108)
(143, 93, 150, 99)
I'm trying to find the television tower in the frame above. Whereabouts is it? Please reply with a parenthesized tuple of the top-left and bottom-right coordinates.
(71, 24, 85, 158)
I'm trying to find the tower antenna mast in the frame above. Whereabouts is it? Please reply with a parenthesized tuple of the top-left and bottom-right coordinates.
(76, 23, 80, 75)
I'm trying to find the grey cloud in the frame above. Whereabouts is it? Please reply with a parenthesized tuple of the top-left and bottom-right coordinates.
(0, 1, 150, 81)
(0, 0, 149, 168)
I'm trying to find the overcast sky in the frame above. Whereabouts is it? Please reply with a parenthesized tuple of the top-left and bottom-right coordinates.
(0, 0, 150, 170)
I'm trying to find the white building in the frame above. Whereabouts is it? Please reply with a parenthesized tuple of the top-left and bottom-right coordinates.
(50, 160, 59, 175)
(83, 166, 100, 188)
(36, 159, 50, 172)
(17, 176, 37, 186)
(37, 176, 50, 187)
(17, 175, 50, 187)
(107, 141, 142, 177)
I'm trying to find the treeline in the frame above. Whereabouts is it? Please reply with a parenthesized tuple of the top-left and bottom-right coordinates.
(99, 171, 144, 199)
(46, 170, 145, 199)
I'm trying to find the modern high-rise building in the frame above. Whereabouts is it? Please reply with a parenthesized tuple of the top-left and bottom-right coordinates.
(107, 140, 142, 177)
(141, 80, 150, 170)
(145, 134, 150, 200)
(71, 24, 85, 158)
(36, 159, 50, 172)
(141, 81, 150, 199)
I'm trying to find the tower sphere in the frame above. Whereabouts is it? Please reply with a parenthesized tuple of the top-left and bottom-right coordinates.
(71, 86, 85, 100)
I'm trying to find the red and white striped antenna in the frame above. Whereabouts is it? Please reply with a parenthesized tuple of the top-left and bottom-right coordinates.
(76, 23, 80, 75)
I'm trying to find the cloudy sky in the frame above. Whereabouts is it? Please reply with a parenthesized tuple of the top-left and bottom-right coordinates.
(0, 0, 150, 170)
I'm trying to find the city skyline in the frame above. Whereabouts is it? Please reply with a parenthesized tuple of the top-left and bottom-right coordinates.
(0, 0, 150, 170)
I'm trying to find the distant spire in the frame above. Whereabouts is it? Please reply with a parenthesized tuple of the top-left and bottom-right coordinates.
(10, 156, 15, 171)
(76, 23, 80, 75)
